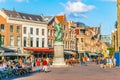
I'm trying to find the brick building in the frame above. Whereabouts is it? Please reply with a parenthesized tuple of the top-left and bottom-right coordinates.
(48, 15, 76, 58)
(0, 8, 49, 54)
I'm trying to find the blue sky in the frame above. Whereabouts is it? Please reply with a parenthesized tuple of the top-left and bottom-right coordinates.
(0, 0, 117, 35)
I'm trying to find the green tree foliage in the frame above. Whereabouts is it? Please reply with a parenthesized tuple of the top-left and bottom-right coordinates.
(115, 21, 118, 28)
(119, 46, 120, 52)
(107, 47, 115, 56)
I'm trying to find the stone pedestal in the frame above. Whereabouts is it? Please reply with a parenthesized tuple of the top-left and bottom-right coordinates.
(52, 42, 67, 67)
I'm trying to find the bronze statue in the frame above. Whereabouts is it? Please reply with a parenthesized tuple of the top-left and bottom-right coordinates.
(53, 23, 63, 42)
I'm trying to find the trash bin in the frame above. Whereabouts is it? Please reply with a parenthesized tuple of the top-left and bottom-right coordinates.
(114, 52, 120, 66)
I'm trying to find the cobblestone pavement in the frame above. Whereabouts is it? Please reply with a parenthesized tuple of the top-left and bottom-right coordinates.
(13, 62, 120, 80)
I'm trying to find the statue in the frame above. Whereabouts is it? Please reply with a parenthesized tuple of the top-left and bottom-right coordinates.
(53, 23, 63, 42)
(52, 23, 66, 67)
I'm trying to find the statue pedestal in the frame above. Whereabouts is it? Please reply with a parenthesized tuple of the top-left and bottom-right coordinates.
(51, 42, 67, 67)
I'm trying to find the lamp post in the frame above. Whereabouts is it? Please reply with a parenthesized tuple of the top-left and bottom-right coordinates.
(1, 50, 4, 61)
(16, 48, 20, 61)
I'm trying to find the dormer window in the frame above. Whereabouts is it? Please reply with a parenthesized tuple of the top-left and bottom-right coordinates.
(36, 18, 39, 21)
(23, 16, 26, 19)
(29, 17, 32, 20)
(44, 18, 48, 21)
(10, 14, 12, 17)
(17, 16, 19, 18)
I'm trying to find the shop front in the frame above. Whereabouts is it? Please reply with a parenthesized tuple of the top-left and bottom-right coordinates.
(24, 48, 54, 58)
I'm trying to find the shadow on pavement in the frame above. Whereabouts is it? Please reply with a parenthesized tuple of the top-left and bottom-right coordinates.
(2, 70, 51, 80)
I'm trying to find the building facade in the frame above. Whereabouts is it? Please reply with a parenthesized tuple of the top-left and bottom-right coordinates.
(0, 8, 48, 53)
(101, 35, 112, 45)
(48, 15, 76, 58)
(74, 23, 101, 53)
(0, 9, 22, 50)
(117, 0, 120, 51)
(112, 0, 119, 51)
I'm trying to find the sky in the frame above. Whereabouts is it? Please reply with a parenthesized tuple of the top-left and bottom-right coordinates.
(0, 0, 117, 35)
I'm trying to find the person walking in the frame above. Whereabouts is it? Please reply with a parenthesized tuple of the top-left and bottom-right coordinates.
(112, 57, 116, 67)
(83, 56, 87, 66)
(42, 59, 48, 72)
(100, 58, 104, 68)
(103, 58, 107, 68)
(36, 58, 41, 72)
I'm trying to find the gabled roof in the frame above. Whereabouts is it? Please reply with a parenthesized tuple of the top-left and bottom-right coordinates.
(4, 9, 21, 18)
(47, 16, 55, 25)
(55, 15, 65, 24)
(2, 9, 44, 22)
(104, 42, 111, 47)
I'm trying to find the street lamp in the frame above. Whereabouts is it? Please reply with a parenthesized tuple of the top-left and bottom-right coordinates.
(1, 50, 4, 61)
(16, 48, 20, 61)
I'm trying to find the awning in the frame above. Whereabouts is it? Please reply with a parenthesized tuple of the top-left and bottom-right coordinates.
(24, 48, 54, 53)
(89, 53, 98, 56)
(0, 53, 30, 56)
(64, 51, 75, 55)
(0, 47, 15, 53)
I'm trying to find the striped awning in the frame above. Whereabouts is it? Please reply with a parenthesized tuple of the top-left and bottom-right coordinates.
(24, 47, 54, 53)
(64, 51, 75, 55)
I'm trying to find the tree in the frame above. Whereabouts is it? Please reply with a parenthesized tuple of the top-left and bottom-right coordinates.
(119, 46, 120, 52)
(0, 34, 2, 47)
(115, 21, 118, 28)
(107, 47, 115, 57)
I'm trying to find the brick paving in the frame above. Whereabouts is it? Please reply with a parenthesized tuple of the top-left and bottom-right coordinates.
(12, 62, 120, 80)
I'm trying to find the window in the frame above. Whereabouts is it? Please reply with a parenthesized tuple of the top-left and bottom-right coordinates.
(36, 38, 39, 47)
(50, 30, 52, 36)
(1, 36, 4, 46)
(64, 25, 65, 30)
(30, 28, 33, 34)
(63, 33, 64, 38)
(42, 38, 44, 47)
(10, 25, 13, 32)
(23, 16, 26, 19)
(23, 27, 26, 34)
(80, 29, 85, 35)
(36, 28, 39, 35)
(30, 37, 33, 47)
(42, 29, 45, 36)
(0, 24, 4, 32)
(10, 36, 14, 46)
(17, 26, 20, 33)
(17, 36, 20, 46)
(48, 39, 51, 46)
(80, 38, 84, 42)
(65, 41, 67, 48)
(24, 37, 27, 47)
(48, 30, 50, 36)
(36, 18, 39, 21)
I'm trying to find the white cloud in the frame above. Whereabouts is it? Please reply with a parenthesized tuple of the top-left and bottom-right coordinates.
(57, 12, 65, 15)
(15, 0, 29, 2)
(0, 0, 5, 3)
(64, 1, 95, 13)
(102, 0, 117, 2)
(60, 0, 95, 19)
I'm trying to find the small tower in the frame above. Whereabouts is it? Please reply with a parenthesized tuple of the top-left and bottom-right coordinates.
(117, 0, 120, 51)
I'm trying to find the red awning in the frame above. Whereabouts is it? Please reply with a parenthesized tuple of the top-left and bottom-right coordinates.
(24, 48, 54, 53)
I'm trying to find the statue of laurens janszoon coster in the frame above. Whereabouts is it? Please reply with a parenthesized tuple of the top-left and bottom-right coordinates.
(53, 23, 63, 43)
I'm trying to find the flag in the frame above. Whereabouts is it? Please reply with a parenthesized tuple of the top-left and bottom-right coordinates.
(75, 29, 79, 35)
